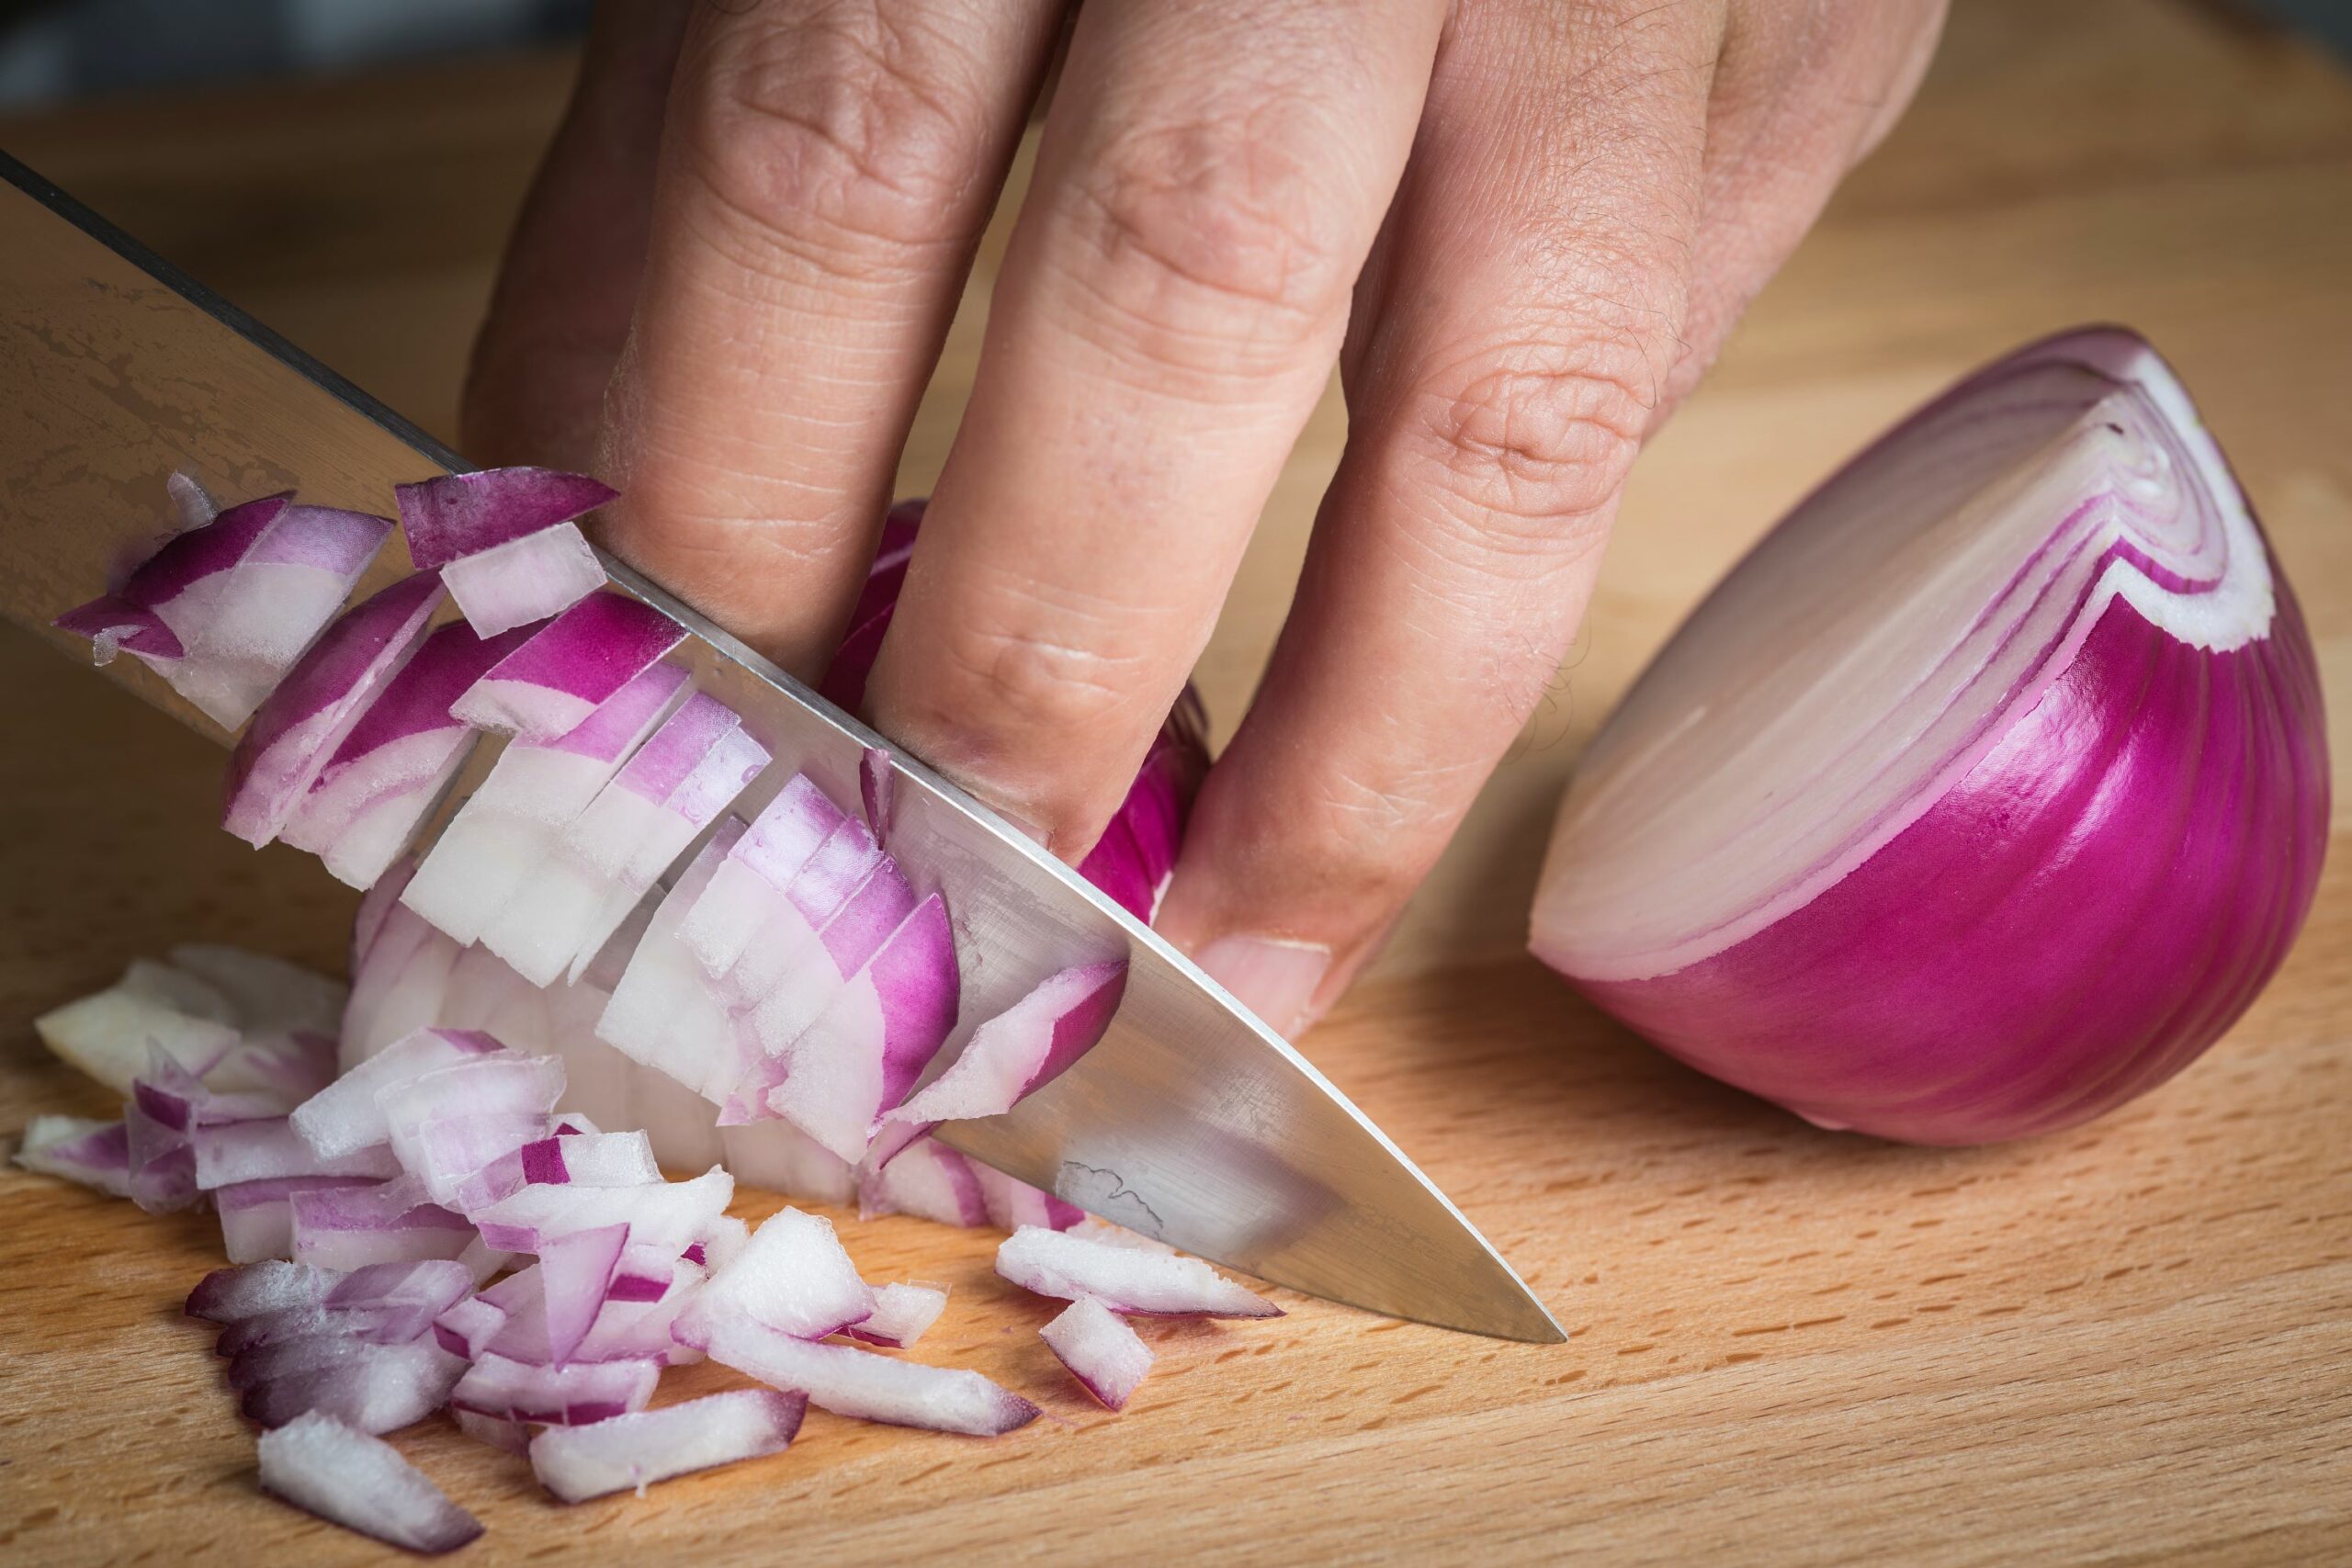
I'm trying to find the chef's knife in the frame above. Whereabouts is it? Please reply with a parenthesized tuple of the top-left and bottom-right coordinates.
(0, 153, 1563, 1343)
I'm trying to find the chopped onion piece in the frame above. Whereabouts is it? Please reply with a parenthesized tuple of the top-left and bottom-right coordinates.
(764, 893, 958, 1162)
(973, 1160, 1086, 1234)
(280, 619, 533, 889)
(326, 1259, 477, 1317)
(484, 693, 767, 986)
(433, 1295, 507, 1359)
(684, 1311, 1039, 1437)
(223, 571, 444, 847)
(540, 1223, 629, 1364)
(675, 776, 846, 980)
(14, 1115, 132, 1198)
(450, 1129, 657, 1213)
(597, 822, 742, 1099)
(404, 1111, 553, 1208)
(290, 1183, 475, 1271)
(996, 1226, 1281, 1318)
(738, 854, 915, 1065)
(193, 1118, 401, 1190)
(380, 1055, 566, 1175)
(34, 959, 241, 1093)
(449, 592, 685, 741)
(442, 520, 606, 637)
(472, 1166, 732, 1254)
(530, 1388, 807, 1503)
(450, 1352, 661, 1426)
(243, 1338, 465, 1434)
(888, 960, 1125, 1127)
(292, 1026, 503, 1157)
(395, 466, 616, 570)
(856, 1135, 987, 1228)
(402, 660, 692, 943)
(842, 1282, 947, 1349)
(187, 1259, 341, 1324)
(258, 1410, 483, 1553)
(1039, 1297, 1153, 1411)
(218, 1176, 386, 1263)
(695, 1207, 875, 1340)
(187, 503, 397, 725)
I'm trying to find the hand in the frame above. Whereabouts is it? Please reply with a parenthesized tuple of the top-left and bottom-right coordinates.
(464, 0, 1947, 1037)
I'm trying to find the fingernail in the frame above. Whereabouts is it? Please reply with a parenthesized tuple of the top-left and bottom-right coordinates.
(1192, 936, 1333, 1039)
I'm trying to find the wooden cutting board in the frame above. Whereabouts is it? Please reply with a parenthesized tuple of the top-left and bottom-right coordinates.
(1, 2, 2346, 1562)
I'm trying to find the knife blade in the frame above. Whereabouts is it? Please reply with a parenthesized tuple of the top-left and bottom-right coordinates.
(0, 153, 1563, 1343)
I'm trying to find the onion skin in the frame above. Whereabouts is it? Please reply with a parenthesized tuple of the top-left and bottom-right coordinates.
(1535, 331, 2329, 1145)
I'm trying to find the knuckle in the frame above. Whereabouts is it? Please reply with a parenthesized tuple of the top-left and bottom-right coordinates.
(690, 12, 988, 260)
(899, 581, 1159, 773)
(1402, 329, 1668, 543)
(1060, 106, 1354, 357)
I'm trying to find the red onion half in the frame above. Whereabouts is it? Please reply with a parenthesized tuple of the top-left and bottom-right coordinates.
(1532, 328, 2329, 1145)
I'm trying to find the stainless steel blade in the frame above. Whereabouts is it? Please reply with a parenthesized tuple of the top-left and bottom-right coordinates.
(0, 154, 1563, 1342)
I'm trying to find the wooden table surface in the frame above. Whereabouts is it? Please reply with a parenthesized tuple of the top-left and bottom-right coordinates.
(3, 1, 2348, 1562)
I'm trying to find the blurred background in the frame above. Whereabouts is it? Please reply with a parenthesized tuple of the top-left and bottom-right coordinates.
(1, 0, 2346, 984)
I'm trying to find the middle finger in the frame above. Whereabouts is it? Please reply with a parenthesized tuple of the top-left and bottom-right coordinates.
(865, 0, 1447, 855)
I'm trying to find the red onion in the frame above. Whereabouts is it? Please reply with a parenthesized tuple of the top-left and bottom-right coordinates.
(761, 892, 958, 1162)
(401, 660, 692, 942)
(292, 1026, 503, 1157)
(242, 1338, 465, 1433)
(599, 821, 744, 1100)
(280, 619, 533, 888)
(691, 1207, 876, 1340)
(484, 692, 769, 987)
(449, 591, 685, 740)
(995, 1225, 1281, 1318)
(856, 1134, 988, 1228)
(469, 1165, 733, 1254)
(187, 1259, 339, 1324)
(34, 957, 241, 1092)
(257, 1411, 483, 1554)
(529, 1388, 807, 1503)
(973, 1162, 1086, 1233)
(1532, 328, 2329, 1144)
(289, 1183, 474, 1271)
(736, 854, 916, 1076)
(395, 467, 616, 570)
(1039, 1297, 1153, 1412)
(840, 1281, 948, 1349)
(223, 570, 445, 847)
(56, 487, 395, 728)
(13, 1115, 132, 1197)
(818, 500, 1209, 923)
(441, 523, 607, 637)
(537, 1223, 628, 1362)
(886, 960, 1127, 1131)
(679, 1307, 1040, 1437)
(449, 1352, 661, 1426)
(218, 1177, 382, 1264)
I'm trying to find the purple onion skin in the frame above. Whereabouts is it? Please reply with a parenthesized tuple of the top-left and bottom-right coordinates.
(1569, 575, 2328, 1145)
(820, 501, 1209, 921)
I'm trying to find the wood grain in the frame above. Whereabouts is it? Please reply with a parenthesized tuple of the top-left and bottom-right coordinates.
(2, 1, 2348, 1562)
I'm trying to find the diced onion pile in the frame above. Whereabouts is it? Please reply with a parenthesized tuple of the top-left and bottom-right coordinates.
(29, 468, 1270, 1552)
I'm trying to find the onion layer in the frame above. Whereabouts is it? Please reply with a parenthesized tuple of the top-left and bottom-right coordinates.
(1532, 327, 2329, 1144)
